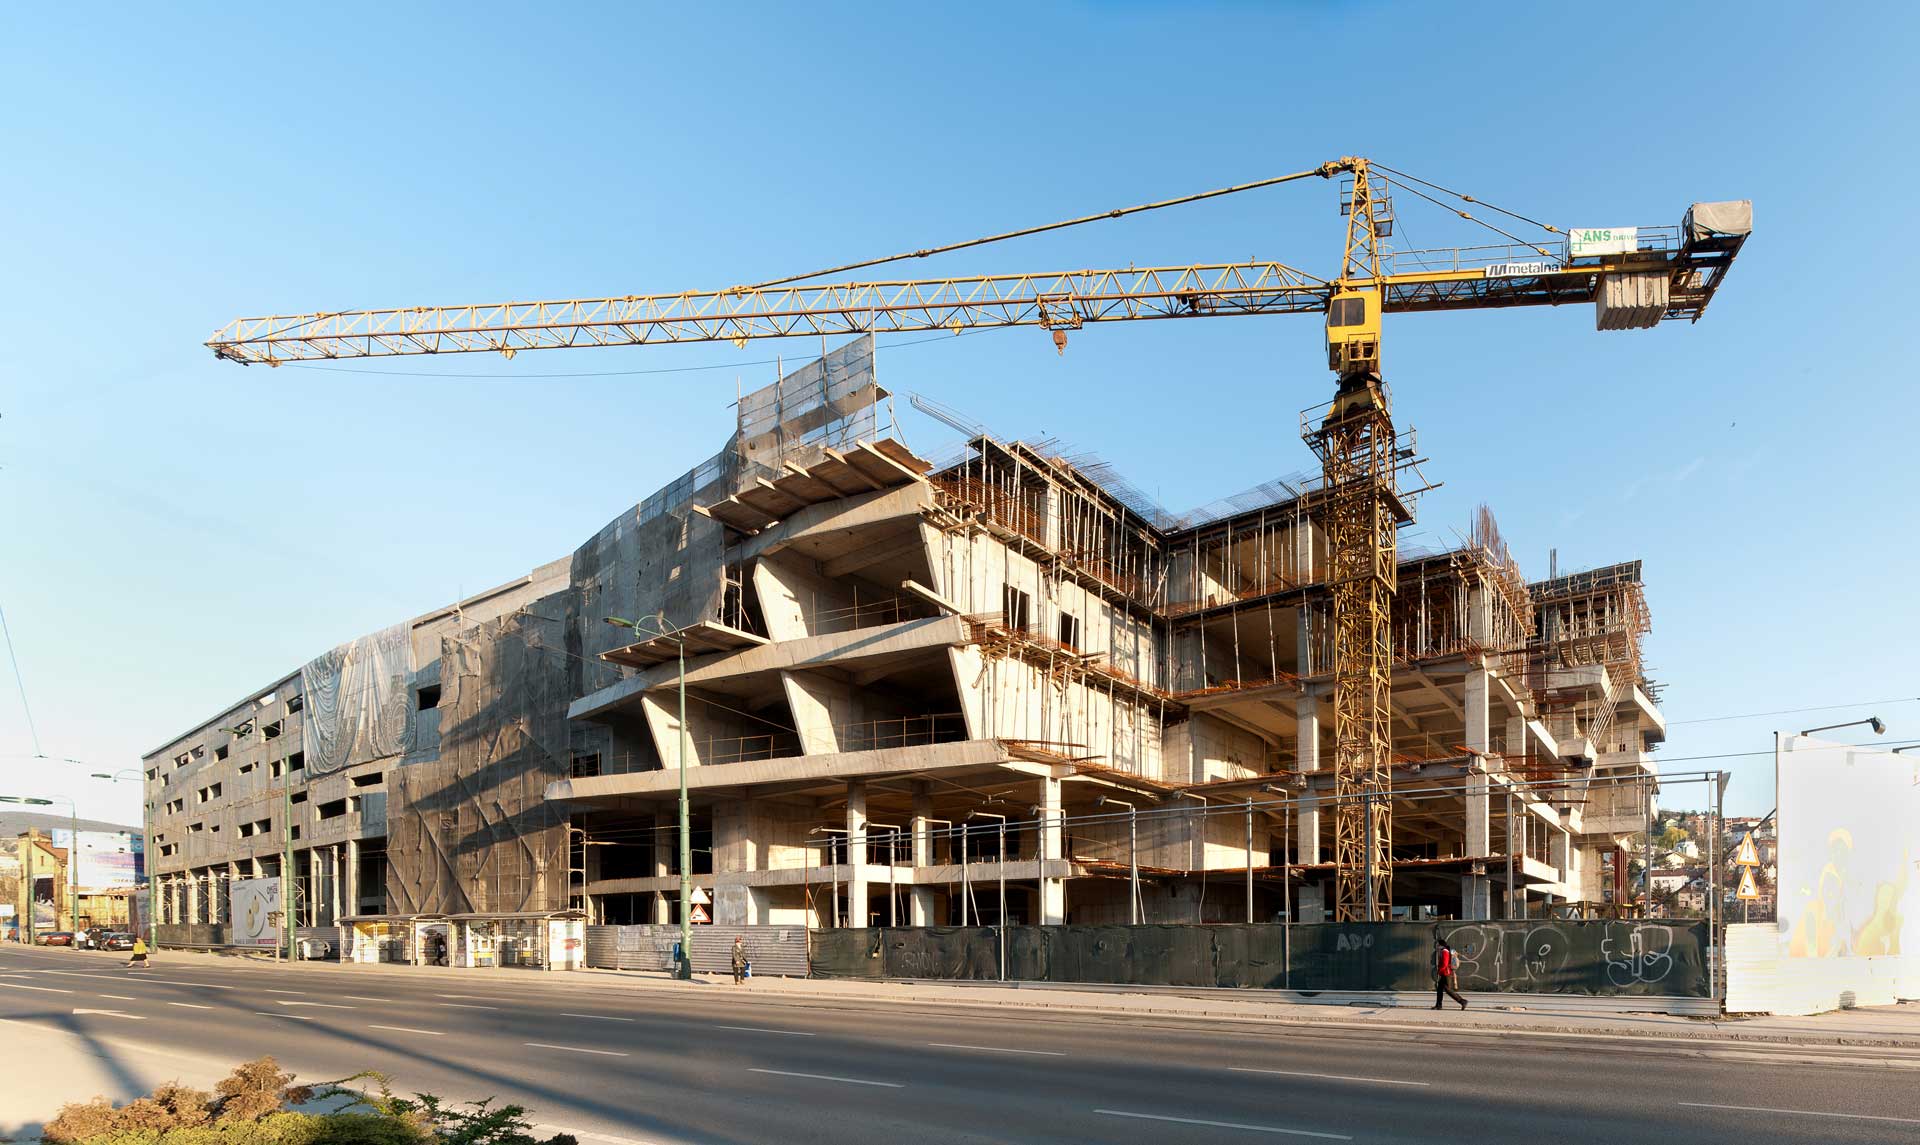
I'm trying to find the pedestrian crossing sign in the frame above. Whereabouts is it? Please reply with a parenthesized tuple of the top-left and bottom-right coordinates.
(1736, 867, 1760, 900)
(1735, 834, 1761, 866)
(690, 904, 711, 924)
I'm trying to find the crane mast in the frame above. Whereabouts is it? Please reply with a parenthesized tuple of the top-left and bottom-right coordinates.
(1308, 158, 1399, 920)
(207, 158, 1749, 925)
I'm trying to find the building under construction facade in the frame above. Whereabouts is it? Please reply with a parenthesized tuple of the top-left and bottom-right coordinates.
(141, 338, 1664, 934)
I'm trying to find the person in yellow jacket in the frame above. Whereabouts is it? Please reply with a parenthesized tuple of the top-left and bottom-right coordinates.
(126, 937, 151, 970)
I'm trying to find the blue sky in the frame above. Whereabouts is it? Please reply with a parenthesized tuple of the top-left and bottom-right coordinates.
(2, 3, 1914, 823)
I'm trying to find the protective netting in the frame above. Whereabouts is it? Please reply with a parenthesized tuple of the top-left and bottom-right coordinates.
(300, 622, 413, 775)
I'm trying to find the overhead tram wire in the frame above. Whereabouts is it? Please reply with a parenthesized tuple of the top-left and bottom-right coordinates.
(0, 598, 43, 757)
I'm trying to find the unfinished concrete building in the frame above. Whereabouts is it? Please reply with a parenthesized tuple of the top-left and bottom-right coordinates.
(142, 337, 1664, 934)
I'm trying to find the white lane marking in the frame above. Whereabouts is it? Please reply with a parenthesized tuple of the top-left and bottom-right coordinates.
(928, 1042, 1065, 1056)
(524, 1042, 629, 1057)
(341, 996, 391, 1002)
(97, 994, 137, 1001)
(0, 982, 72, 993)
(173, 981, 235, 990)
(534, 1125, 665, 1145)
(1677, 1101, 1920, 1125)
(71, 1008, 145, 1020)
(263, 989, 307, 996)
(718, 1024, 814, 1037)
(260, 1012, 314, 1021)
(1095, 1110, 1350, 1139)
(277, 1000, 354, 1009)
(167, 1002, 215, 1010)
(435, 994, 486, 1000)
(564, 1013, 635, 1022)
(1229, 1066, 1428, 1087)
(748, 1067, 902, 1089)
(369, 1024, 444, 1036)
(437, 1002, 500, 1010)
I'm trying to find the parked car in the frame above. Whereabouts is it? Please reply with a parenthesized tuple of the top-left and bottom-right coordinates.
(36, 931, 74, 946)
(101, 932, 135, 951)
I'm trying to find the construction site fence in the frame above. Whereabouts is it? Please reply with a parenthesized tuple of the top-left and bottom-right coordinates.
(152, 923, 340, 958)
(809, 919, 1711, 998)
(584, 923, 810, 977)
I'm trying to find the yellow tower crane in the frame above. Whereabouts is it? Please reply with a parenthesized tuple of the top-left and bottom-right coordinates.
(207, 157, 1748, 921)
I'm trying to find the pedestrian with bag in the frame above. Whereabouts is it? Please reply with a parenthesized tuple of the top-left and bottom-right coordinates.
(126, 936, 151, 970)
(731, 935, 748, 985)
(1433, 936, 1467, 1010)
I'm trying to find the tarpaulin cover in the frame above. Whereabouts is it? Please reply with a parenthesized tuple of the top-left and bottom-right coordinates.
(811, 920, 1712, 997)
(1685, 200, 1753, 241)
(301, 622, 413, 775)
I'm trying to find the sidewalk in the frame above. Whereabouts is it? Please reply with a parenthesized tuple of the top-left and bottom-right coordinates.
(115, 946, 1920, 1049)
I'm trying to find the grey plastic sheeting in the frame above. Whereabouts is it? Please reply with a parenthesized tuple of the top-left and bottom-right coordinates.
(810, 920, 1711, 998)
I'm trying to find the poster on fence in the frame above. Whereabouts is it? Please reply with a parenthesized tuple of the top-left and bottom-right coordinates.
(1776, 735, 1919, 961)
(230, 877, 282, 946)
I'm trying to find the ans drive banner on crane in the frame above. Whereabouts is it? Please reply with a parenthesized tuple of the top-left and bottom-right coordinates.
(1569, 227, 1638, 256)
(230, 877, 282, 946)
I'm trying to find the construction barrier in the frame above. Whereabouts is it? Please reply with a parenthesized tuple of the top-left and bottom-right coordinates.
(585, 924, 810, 977)
(810, 920, 1712, 998)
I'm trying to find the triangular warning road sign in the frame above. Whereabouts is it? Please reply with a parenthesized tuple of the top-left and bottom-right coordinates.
(1735, 834, 1761, 866)
(1736, 867, 1760, 900)
(689, 887, 712, 906)
(689, 903, 711, 924)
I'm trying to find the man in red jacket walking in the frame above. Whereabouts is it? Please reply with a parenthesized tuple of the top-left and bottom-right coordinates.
(1433, 936, 1468, 1010)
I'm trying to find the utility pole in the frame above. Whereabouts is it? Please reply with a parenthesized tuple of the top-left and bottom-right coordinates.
(606, 614, 693, 979)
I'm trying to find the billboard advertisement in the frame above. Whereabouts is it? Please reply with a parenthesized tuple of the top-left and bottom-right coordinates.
(50, 830, 144, 889)
(1777, 736, 1919, 961)
(32, 875, 58, 929)
(230, 877, 282, 947)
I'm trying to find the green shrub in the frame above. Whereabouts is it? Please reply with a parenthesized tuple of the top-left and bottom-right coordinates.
(43, 1058, 572, 1145)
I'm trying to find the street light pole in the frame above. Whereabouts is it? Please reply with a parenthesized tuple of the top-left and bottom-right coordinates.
(607, 614, 694, 979)
(222, 721, 289, 960)
(1097, 795, 1138, 924)
(92, 771, 150, 941)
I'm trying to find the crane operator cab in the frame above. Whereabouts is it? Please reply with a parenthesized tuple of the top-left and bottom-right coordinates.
(1325, 288, 1381, 378)
(1324, 287, 1386, 422)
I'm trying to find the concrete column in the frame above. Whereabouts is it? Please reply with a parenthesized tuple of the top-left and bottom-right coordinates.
(909, 781, 937, 926)
(1461, 768, 1492, 920)
(1464, 670, 1491, 755)
(1037, 775, 1066, 925)
(846, 780, 871, 928)
(1294, 692, 1321, 865)
(307, 847, 321, 926)
(651, 820, 672, 924)
(343, 840, 359, 916)
(186, 871, 202, 926)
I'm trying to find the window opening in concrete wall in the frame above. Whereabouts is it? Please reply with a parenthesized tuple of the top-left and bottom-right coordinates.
(159, 844, 177, 857)
(351, 772, 382, 788)
(287, 752, 304, 771)
(270, 761, 283, 779)
(214, 745, 229, 761)
(289, 825, 301, 840)
(1004, 586, 1032, 633)
(263, 721, 282, 739)
(1058, 612, 1080, 649)
(239, 762, 255, 775)
(318, 799, 347, 821)
(192, 745, 205, 759)
(164, 798, 184, 814)
(416, 685, 441, 711)
(290, 791, 308, 805)
(238, 822, 255, 838)
(570, 753, 601, 778)
(286, 694, 304, 713)
(144, 768, 156, 781)
(196, 784, 221, 803)
(187, 822, 204, 834)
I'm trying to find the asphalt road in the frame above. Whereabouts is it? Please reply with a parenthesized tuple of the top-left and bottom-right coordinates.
(2, 944, 1916, 1144)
